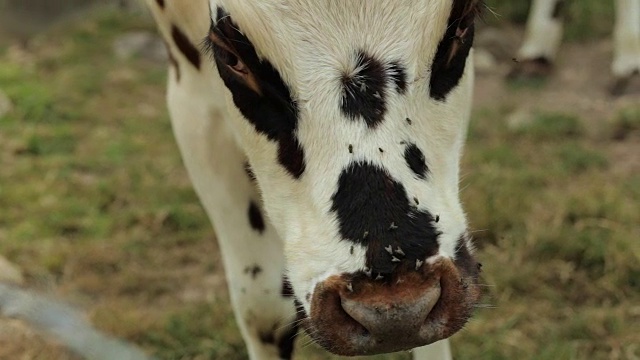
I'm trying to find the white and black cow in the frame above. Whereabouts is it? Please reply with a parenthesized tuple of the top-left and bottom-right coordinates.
(144, 1, 483, 359)
(511, 0, 640, 94)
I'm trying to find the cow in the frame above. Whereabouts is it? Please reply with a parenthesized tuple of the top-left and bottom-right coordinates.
(143, 1, 484, 358)
(510, 0, 640, 94)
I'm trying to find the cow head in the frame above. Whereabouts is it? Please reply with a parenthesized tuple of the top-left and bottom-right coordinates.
(205, 0, 483, 355)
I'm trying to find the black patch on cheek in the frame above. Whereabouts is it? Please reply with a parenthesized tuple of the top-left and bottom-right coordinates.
(429, 10, 476, 101)
(388, 61, 408, 94)
(155, 0, 165, 9)
(277, 134, 306, 179)
(340, 51, 388, 128)
(248, 201, 266, 233)
(330, 162, 440, 274)
(171, 25, 201, 70)
(211, 8, 304, 178)
(404, 143, 429, 179)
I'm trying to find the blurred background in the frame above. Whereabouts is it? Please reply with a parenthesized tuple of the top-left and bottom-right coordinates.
(0, 0, 638, 359)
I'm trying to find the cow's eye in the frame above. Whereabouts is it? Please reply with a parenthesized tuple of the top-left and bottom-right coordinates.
(216, 47, 249, 75)
(225, 53, 249, 75)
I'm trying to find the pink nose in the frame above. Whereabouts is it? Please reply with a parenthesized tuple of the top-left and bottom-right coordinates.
(306, 259, 481, 356)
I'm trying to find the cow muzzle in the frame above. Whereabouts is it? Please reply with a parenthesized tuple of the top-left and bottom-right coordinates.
(305, 257, 481, 356)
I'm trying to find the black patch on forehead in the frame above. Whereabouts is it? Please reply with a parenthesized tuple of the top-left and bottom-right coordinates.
(208, 8, 305, 179)
(341, 51, 389, 128)
(340, 53, 410, 127)
(155, 0, 165, 9)
(388, 61, 408, 94)
(248, 201, 266, 233)
(429, 1, 479, 101)
(330, 162, 440, 274)
(404, 143, 429, 179)
(171, 25, 201, 70)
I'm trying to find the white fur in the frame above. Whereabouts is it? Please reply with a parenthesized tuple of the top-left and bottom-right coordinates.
(145, 1, 474, 359)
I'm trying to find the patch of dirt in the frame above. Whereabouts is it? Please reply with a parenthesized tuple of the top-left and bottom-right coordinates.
(0, 320, 80, 360)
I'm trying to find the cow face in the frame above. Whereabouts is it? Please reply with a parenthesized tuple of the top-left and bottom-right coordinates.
(205, 0, 483, 355)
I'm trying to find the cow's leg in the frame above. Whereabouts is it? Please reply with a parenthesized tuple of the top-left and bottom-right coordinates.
(611, 0, 640, 95)
(509, 0, 566, 78)
(142, 0, 300, 355)
(165, 68, 298, 359)
(412, 340, 452, 360)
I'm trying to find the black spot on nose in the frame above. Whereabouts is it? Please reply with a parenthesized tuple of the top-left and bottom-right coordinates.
(404, 143, 429, 179)
(155, 0, 165, 9)
(330, 163, 440, 274)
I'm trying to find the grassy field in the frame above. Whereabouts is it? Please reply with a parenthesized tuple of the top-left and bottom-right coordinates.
(484, 0, 615, 40)
(0, 4, 639, 360)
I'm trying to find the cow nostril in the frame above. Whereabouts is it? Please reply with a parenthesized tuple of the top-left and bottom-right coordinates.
(339, 281, 441, 338)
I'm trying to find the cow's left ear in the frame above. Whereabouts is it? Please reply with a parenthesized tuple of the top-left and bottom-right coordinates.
(445, 0, 484, 66)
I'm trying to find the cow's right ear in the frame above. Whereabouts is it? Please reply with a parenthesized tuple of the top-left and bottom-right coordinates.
(442, 0, 484, 67)
(455, 0, 484, 27)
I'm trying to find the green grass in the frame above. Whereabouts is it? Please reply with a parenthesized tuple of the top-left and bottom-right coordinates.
(484, 0, 615, 41)
(610, 106, 640, 140)
(1, 5, 639, 360)
(460, 104, 640, 359)
(510, 112, 584, 140)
